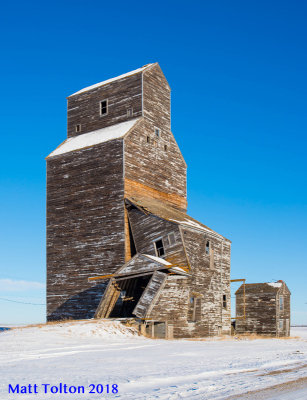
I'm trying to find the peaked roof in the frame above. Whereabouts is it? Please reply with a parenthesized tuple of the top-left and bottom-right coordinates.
(116, 254, 173, 278)
(126, 196, 229, 241)
(47, 118, 141, 158)
(88, 253, 189, 282)
(235, 281, 290, 295)
(68, 64, 154, 97)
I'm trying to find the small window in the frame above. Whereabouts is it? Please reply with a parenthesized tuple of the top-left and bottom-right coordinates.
(279, 295, 284, 311)
(189, 296, 195, 322)
(168, 232, 175, 245)
(147, 136, 150, 143)
(188, 296, 200, 322)
(279, 319, 284, 330)
(100, 99, 108, 116)
(205, 240, 210, 255)
(164, 144, 168, 151)
(223, 295, 227, 309)
(127, 108, 133, 117)
(75, 124, 81, 133)
(154, 239, 165, 257)
(154, 127, 160, 138)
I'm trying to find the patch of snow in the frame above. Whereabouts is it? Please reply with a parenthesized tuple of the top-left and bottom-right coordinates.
(47, 119, 139, 157)
(170, 266, 190, 275)
(267, 282, 283, 288)
(69, 64, 153, 96)
(143, 254, 171, 266)
(170, 217, 224, 239)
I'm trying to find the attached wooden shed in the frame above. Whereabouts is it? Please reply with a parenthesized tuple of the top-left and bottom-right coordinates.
(235, 281, 290, 337)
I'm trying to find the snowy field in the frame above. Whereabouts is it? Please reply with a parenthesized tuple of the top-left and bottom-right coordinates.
(1, 321, 307, 400)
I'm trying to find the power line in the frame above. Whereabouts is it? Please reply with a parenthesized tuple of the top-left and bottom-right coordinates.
(0, 297, 45, 306)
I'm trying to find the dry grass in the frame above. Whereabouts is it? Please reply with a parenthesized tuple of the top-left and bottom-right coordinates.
(184, 333, 297, 342)
(258, 363, 307, 377)
(232, 333, 298, 340)
(10, 318, 103, 330)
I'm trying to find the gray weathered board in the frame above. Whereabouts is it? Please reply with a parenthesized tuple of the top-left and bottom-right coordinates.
(133, 271, 167, 318)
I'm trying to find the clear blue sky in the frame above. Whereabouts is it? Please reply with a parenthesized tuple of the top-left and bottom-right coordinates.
(0, 0, 306, 325)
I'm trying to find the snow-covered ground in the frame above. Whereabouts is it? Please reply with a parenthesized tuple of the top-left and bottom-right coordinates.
(1, 321, 307, 400)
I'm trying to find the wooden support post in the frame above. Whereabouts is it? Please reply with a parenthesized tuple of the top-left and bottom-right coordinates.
(167, 323, 173, 339)
(140, 323, 146, 336)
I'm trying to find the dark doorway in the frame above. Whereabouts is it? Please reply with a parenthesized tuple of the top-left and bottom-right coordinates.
(110, 275, 152, 318)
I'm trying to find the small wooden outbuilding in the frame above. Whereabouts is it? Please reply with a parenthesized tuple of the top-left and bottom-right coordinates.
(235, 280, 290, 337)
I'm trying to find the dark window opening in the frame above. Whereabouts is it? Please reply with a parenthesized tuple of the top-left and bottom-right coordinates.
(147, 136, 150, 143)
(75, 124, 81, 133)
(155, 127, 160, 138)
(164, 144, 168, 151)
(205, 240, 210, 255)
(223, 295, 227, 309)
(154, 239, 165, 257)
(100, 100, 108, 116)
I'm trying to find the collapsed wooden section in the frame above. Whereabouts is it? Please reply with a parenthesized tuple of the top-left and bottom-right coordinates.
(133, 271, 167, 318)
(95, 279, 121, 319)
(89, 196, 231, 338)
(91, 253, 189, 321)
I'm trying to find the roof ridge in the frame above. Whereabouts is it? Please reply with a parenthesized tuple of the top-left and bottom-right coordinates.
(68, 64, 154, 97)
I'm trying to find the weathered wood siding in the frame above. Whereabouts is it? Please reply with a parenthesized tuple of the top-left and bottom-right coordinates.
(150, 229, 231, 338)
(236, 283, 291, 337)
(124, 70, 187, 211)
(67, 73, 142, 138)
(148, 275, 190, 337)
(124, 120, 187, 210)
(276, 284, 291, 337)
(143, 64, 171, 132)
(125, 178, 187, 211)
(46, 139, 125, 320)
(176, 228, 231, 337)
(127, 204, 231, 338)
(236, 291, 277, 336)
(127, 207, 189, 270)
(133, 271, 167, 318)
